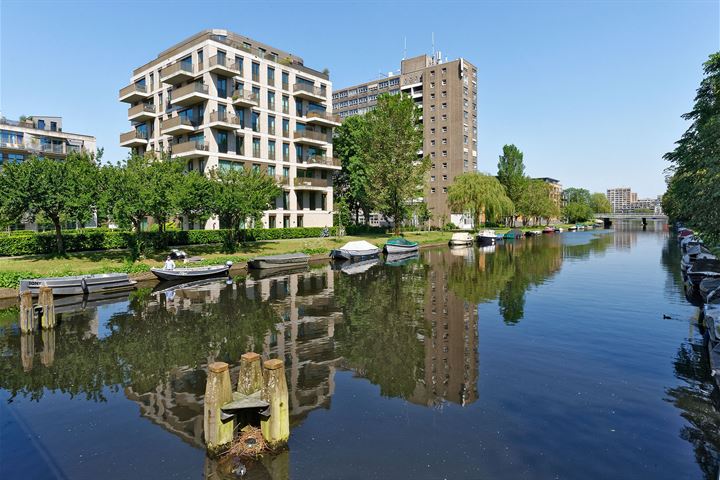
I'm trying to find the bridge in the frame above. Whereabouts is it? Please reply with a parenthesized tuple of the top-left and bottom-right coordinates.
(594, 213, 668, 227)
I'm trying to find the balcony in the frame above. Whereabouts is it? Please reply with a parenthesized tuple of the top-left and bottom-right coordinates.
(128, 103, 157, 122)
(208, 55, 241, 76)
(232, 90, 259, 107)
(160, 62, 196, 85)
(171, 140, 210, 158)
(161, 116, 197, 135)
(207, 111, 241, 130)
(293, 129, 331, 146)
(303, 154, 341, 168)
(171, 82, 210, 107)
(276, 175, 290, 186)
(293, 83, 327, 102)
(305, 111, 341, 127)
(294, 177, 331, 189)
(120, 130, 148, 147)
(119, 83, 150, 103)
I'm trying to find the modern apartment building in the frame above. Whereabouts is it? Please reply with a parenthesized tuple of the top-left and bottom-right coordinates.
(0, 115, 96, 165)
(535, 177, 563, 210)
(333, 53, 478, 227)
(606, 187, 638, 213)
(119, 29, 340, 229)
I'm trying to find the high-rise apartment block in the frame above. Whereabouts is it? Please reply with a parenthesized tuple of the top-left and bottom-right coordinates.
(333, 54, 478, 227)
(0, 115, 96, 166)
(119, 29, 340, 229)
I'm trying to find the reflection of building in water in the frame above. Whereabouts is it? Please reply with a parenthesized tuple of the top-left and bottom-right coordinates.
(612, 230, 637, 249)
(126, 266, 342, 448)
(411, 249, 479, 407)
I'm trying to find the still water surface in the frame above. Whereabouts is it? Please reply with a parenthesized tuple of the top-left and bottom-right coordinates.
(1, 225, 719, 479)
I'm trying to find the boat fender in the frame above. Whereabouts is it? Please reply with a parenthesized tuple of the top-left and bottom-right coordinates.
(80, 278, 88, 294)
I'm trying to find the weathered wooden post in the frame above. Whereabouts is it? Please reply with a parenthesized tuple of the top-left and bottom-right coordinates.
(40, 329, 56, 367)
(20, 332, 34, 372)
(19, 291, 35, 333)
(204, 361, 234, 453)
(237, 352, 263, 395)
(38, 286, 56, 329)
(261, 359, 289, 448)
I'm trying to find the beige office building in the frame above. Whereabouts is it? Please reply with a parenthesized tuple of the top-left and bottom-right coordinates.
(0, 115, 96, 165)
(119, 29, 340, 229)
(333, 54, 478, 227)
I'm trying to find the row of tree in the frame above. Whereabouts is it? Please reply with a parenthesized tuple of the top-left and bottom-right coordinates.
(663, 52, 720, 241)
(0, 152, 280, 252)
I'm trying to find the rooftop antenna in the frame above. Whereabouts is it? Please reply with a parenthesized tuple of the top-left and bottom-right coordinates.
(431, 32, 435, 60)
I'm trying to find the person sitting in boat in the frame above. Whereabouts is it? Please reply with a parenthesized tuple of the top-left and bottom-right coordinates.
(164, 256, 176, 270)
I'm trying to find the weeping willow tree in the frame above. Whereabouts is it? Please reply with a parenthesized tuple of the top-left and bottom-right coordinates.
(447, 172, 514, 228)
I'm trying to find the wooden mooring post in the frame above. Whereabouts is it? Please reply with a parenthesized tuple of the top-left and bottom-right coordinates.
(19, 291, 35, 333)
(237, 352, 263, 395)
(261, 358, 290, 448)
(38, 286, 56, 329)
(204, 362, 234, 453)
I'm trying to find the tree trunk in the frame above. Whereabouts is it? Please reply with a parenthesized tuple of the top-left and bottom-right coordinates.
(51, 216, 64, 254)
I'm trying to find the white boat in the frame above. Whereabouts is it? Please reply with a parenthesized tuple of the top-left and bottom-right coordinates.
(19, 273, 137, 296)
(681, 245, 716, 272)
(329, 240, 380, 260)
(383, 237, 419, 254)
(150, 262, 232, 281)
(449, 232, 474, 247)
(476, 230, 496, 246)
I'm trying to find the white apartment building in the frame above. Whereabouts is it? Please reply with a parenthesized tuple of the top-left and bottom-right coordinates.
(606, 187, 638, 213)
(119, 29, 340, 229)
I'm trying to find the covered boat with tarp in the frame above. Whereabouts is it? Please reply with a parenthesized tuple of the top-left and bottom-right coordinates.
(504, 228, 523, 239)
(329, 240, 380, 260)
(449, 232, 473, 247)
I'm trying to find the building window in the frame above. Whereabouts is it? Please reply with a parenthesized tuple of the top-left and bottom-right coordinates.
(37, 119, 45, 130)
(430, 175, 436, 182)
(268, 115, 276, 135)
(269, 215, 276, 228)
(441, 102, 447, 109)
(282, 95, 289, 114)
(282, 119, 289, 137)
(268, 140, 276, 159)
(252, 137, 261, 157)
(283, 142, 290, 161)
(442, 138, 447, 144)
(442, 151, 447, 157)
(430, 82, 435, 89)
(430, 140, 436, 146)
(252, 62, 260, 82)
(235, 56, 244, 75)
(431, 187, 436, 193)
(267, 66, 275, 85)
(442, 174, 447, 181)
(441, 80, 446, 86)
(442, 126, 448, 133)
(236, 135, 244, 155)
(442, 162, 448, 168)
(251, 111, 260, 132)
(442, 187, 448, 193)
(50, 121, 57, 131)
(441, 114, 447, 121)
(282, 71, 289, 90)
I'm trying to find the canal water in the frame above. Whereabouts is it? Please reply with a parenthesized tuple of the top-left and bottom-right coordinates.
(1, 225, 719, 479)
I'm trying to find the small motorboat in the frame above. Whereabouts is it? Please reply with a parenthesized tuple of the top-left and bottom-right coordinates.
(383, 237, 419, 254)
(568, 225, 578, 231)
(248, 253, 310, 269)
(681, 245, 716, 272)
(542, 226, 555, 234)
(150, 262, 232, 281)
(678, 228, 694, 242)
(476, 229, 496, 246)
(504, 228, 523, 239)
(384, 251, 420, 267)
(19, 273, 137, 296)
(330, 240, 380, 260)
(700, 278, 720, 302)
(687, 259, 720, 288)
(449, 232, 474, 247)
(681, 236, 703, 253)
(524, 230, 542, 237)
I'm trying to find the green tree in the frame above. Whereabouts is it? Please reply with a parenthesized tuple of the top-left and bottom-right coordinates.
(516, 179, 559, 226)
(563, 201, 594, 223)
(361, 93, 429, 233)
(0, 152, 99, 253)
(590, 192, 612, 213)
(98, 155, 155, 232)
(145, 157, 186, 232)
(172, 170, 214, 229)
(209, 167, 281, 236)
(448, 172, 514, 228)
(334, 115, 373, 224)
(664, 52, 720, 241)
(497, 144, 527, 225)
(563, 187, 592, 205)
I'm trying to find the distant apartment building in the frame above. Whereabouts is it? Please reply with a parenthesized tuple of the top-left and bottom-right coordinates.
(535, 177, 563, 210)
(119, 29, 340, 229)
(333, 53, 478, 227)
(0, 115, 96, 166)
(606, 187, 634, 213)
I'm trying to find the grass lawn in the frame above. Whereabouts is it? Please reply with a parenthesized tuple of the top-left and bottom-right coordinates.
(0, 231, 453, 287)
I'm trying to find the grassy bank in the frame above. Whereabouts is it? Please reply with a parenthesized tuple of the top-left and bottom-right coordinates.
(0, 231, 453, 289)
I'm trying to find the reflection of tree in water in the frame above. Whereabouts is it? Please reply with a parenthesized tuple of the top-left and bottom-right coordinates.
(0, 284, 280, 402)
(333, 262, 428, 399)
(660, 236, 688, 298)
(666, 339, 720, 479)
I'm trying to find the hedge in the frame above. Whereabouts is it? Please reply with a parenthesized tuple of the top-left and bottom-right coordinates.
(0, 227, 343, 257)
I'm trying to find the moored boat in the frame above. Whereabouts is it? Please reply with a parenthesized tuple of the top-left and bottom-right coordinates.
(19, 273, 137, 296)
(681, 245, 716, 272)
(248, 253, 310, 269)
(150, 262, 232, 281)
(525, 230, 542, 237)
(383, 237, 419, 254)
(504, 228, 523, 239)
(699, 278, 720, 302)
(687, 259, 720, 288)
(476, 229, 496, 246)
(330, 240, 380, 260)
(542, 226, 555, 234)
(568, 225, 578, 231)
(449, 232, 474, 246)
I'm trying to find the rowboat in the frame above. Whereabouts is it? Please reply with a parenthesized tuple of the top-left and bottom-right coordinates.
(248, 253, 310, 269)
(686, 259, 720, 288)
(476, 230, 496, 246)
(449, 232, 474, 246)
(150, 263, 232, 281)
(699, 278, 720, 302)
(383, 237, 419, 254)
(330, 240, 380, 260)
(19, 273, 137, 296)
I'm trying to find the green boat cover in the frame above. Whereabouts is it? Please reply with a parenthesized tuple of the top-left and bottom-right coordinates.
(386, 237, 418, 246)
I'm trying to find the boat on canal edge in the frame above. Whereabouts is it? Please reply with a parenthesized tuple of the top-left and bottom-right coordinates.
(329, 240, 380, 260)
(504, 228, 524, 239)
(19, 273, 137, 296)
(542, 226, 555, 234)
(686, 259, 720, 288)
(150, 262, 232, 281)
(476, 229, 496, 246)
(681, 245, 717, 272)
(248, 253, 310, 270)
(449, 232, 474, 247)
(383, 237, 419, 254)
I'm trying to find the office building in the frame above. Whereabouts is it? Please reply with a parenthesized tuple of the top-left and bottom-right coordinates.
(0, 115, 96, 165)
(119, 29, 340, 229)
(333, 53, 478, 227)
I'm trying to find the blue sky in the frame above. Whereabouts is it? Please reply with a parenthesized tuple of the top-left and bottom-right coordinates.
(1, 0, 718, 198)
